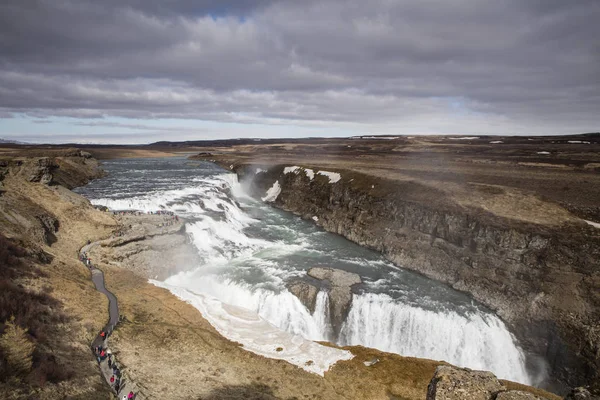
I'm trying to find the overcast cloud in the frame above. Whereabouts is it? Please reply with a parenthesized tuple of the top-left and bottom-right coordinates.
(0, 0, 599, 142)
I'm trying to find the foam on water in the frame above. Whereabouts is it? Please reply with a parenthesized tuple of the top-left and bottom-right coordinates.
(164, 273, 327, 341)
(152, 280, 353, 375)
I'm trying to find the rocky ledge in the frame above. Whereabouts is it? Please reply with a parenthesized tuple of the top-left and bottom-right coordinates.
(288, 267, 361, 335)
(427, 366, 553, 400)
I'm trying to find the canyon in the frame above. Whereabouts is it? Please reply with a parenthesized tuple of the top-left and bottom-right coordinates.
(189, 134, 599, 392)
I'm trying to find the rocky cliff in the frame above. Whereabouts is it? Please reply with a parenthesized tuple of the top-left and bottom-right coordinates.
(227, 162, 600, 392)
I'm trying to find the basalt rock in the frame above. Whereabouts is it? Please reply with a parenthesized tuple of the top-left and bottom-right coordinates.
(564, 387, 600, 400)
(426, 366, 550, 400)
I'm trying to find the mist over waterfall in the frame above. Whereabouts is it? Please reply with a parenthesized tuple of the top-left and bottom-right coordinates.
(77, 157, 533, 384)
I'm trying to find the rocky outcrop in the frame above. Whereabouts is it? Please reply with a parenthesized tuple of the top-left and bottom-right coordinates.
(307, 267, 361, 334)
(89, 215, 197, 280)
(26, 157, 57, 184)
(565, 387, 600, 400)
(231, 163, 600, 391)
(426, 366, 549, 400)
(288, 267, 361, 335)
(287, 281, 319, 314)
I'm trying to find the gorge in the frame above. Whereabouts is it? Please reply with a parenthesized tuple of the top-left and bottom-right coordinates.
(78, 157, 537, 386)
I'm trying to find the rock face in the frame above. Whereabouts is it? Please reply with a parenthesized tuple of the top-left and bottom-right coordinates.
(27, 157, 57, 184)
(565, 387, 600, 400)
(287, 267, 361, 335)
(308, 267, 361, 334)
(287, 281, 319, 314)
(0, 152, 105, 246)
(426, 366, 549, 400)
(233, 163, 600, 390)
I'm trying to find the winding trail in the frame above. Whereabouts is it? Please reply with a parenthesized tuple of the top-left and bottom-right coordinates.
(80, 241, 139, 399)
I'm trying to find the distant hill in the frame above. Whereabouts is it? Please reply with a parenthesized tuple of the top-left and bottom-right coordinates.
(0, 138, 27, 144)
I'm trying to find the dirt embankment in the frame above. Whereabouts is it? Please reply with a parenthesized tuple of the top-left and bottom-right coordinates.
(0, 151, 117, 398)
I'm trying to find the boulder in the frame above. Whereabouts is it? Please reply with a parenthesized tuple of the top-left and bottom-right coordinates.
(426, 366, 504, 400)
(426, 366, 552, 400)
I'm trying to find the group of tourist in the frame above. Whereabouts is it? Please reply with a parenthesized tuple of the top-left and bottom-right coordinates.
(92, 315, 136, 397)
(79, 252, 93, 269)
(80, 245, 137, 398)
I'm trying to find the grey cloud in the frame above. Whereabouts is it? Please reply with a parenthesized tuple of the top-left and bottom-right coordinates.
(0, 0, 598, 135)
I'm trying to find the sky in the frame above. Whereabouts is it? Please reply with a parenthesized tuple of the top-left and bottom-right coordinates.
(0, 0, 599, 144)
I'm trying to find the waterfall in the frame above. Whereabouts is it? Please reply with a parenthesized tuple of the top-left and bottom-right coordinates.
(339, 293, 530, 384)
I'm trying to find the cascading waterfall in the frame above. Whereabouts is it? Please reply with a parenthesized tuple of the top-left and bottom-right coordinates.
(339, 293, 529, 382)
(77, 157, 534, 384)
(313, 291, 333, 341)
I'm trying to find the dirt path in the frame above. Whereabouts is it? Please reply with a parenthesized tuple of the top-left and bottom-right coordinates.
(80, 242, 140, 399)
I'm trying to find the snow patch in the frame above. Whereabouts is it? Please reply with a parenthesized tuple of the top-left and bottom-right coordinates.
(255, 168, 266, 174)
(284, 166, 300, 174)
(150, 282, 353, 376)
(317, 171, 341, 183)
(537, 151, 550, 155)
(312, 216, 319, 222)
(449, 137, 480, 140)
(262, 181, 281, 202)
(568, 141, 591, 144)
(284, 166, 314, 180)
(489, 141, 503, 144)
(585, 220, 600, 229)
